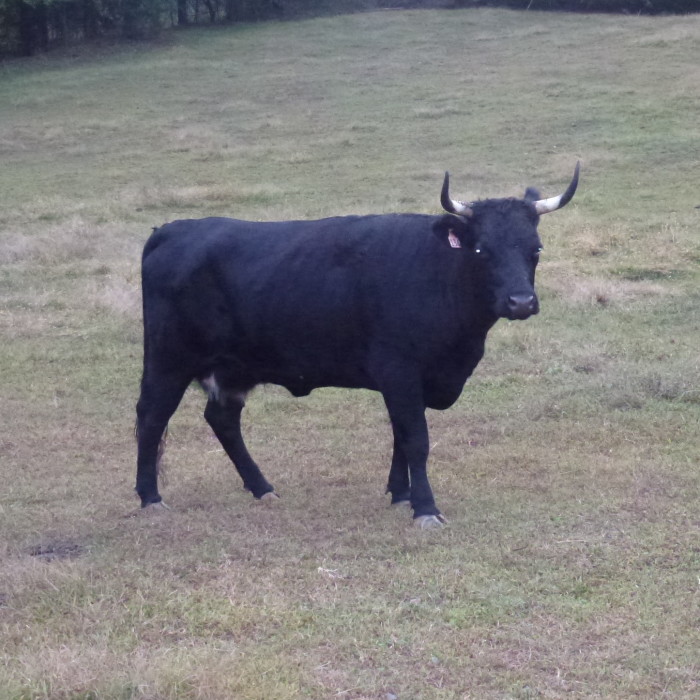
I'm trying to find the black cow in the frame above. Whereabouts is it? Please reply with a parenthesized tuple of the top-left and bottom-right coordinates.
(135, 165, 579, 528)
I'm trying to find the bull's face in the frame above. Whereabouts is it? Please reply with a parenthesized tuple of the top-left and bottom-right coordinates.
(437, 164, 579, 321)
(466, 199, 543, 320)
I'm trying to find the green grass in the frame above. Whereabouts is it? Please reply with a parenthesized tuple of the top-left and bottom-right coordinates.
(1, 8, 699, 699)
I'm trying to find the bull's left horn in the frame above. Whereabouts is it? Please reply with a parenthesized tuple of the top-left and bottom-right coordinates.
(533, 162, 580, 215)
(441, 172, 473, 217)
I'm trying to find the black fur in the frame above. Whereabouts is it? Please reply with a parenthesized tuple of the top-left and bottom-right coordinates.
(135, 177, 572, 521)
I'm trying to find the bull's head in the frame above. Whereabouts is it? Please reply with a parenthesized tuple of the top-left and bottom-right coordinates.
(437, 163, 580, 321)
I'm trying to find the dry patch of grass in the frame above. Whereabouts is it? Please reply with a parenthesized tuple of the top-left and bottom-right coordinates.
(542, 263, 666, 309)
(126, 182, 288, 213)
(0, 216, 127, 265)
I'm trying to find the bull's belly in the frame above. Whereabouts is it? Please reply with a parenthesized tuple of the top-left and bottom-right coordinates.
(200, 343, 474, 408)
(201, 352, 376, 398)
(263, 365, 377, 397)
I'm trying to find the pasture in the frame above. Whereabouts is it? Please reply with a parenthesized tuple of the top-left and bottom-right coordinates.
(1, 8, 699, 698)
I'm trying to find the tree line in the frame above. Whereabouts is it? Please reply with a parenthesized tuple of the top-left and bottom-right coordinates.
(1, 0, 697, 57)
(0, 0, 284, 55)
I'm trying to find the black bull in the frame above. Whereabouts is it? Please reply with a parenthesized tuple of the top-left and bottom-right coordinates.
(136, 165, 579, 528)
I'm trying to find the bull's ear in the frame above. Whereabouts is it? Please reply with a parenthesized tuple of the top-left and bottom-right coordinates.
(432, 215, 473, 250)
(524, 187, 541, 203)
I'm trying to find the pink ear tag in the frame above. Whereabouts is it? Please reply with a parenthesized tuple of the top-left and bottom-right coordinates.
(448, 230, 461, 249)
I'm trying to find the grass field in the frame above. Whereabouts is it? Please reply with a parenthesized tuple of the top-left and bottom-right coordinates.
(1, 7, 699, 699)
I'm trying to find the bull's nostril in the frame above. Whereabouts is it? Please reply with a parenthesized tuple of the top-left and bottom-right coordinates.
(508, 294, 535, 310)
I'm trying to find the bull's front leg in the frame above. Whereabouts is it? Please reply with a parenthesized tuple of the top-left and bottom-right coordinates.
(380, 378, 446, 529)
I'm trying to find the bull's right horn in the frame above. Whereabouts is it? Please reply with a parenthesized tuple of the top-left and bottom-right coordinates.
(441, 172, 473, 217)
(533, 162, 581, 215)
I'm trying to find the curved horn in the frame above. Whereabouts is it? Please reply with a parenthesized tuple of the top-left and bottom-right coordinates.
(441, 172, 473, 217)
(533, 161, 580, 215)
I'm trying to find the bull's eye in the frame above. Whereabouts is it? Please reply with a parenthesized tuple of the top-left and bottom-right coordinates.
(533, 246, 543, 261)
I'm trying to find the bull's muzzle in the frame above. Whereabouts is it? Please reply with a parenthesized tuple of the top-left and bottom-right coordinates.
(507, 293, 538, 320)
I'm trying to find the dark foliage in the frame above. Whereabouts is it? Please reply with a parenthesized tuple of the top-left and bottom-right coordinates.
(453, 0, 699, 14)
(0, 0, 696, 57)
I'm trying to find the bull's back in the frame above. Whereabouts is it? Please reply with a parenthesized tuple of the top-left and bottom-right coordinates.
(143, 216, 375, 319)
(141, 215, 426, 386)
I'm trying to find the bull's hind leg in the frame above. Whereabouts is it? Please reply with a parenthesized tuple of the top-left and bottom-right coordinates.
(203, 387, 276, 501)
(135, 370, 190, 507)
(386, 435, 411, 506)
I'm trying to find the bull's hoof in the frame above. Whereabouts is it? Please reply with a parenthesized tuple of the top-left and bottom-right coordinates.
(414, 514, 447, 530)
(259, 492, 280, 505)
(391, 499, 411, 508)
(139, 500, 170, 514)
